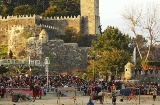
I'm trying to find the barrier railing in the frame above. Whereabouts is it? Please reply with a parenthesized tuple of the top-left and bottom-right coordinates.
(4, 86, 85, 99)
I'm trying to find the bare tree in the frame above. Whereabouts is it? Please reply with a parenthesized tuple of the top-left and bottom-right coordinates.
(122, 2, 160, 61)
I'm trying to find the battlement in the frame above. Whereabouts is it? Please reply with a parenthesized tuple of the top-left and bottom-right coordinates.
(0, 14, 81, 34)
(0, 14, 81, 22)
(41, 15, 81, 20)
(0, 14, 36, 20)
(0, 14, 81, 21)
(40, 15, 81, 35)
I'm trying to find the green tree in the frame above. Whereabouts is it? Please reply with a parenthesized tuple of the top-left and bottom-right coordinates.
(0, 66, 9, 74)
(33, 3, 44, 15)
(64, 27, 77, 43)
(41, 0, 80, 17)
(40, 5, 59, 17)
(63, 27, 85, 46)
(88, 26, 131, 78)
(93, 26, 131, 51)
(0, 4, 13, 17)
(13, 5, 33, 15)
(0, 0, 80, 17)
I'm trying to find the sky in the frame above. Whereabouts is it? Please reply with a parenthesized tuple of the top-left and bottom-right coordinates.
(99, 0, 160, 35)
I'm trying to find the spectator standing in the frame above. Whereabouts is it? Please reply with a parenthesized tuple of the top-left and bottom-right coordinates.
(83, 86, 87, 96)
(32, 85, 38, 102)
(153, 88, 157, 101)
(112, 91, 116, 104)
(1, 86, 6, 98)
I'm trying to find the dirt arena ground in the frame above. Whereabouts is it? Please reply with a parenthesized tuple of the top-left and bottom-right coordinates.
(0, 93, 160, 105)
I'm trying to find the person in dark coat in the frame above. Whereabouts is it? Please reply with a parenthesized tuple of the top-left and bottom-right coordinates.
(32, 85, 38, 102)
(1, 86, 6, 98)
(37, 86, 42, 99)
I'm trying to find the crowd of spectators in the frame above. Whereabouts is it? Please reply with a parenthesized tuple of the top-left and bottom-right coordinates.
(0, 75, 86, 89)
(0, 74, 116, 98)
(136, 82, 160, 95)
(0, 74, 160, 99)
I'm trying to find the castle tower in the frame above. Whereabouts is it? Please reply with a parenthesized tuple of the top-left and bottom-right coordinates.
(39, 29, 48, 43)
(80, 0, 100, 35)
(124, 62, 135, 80)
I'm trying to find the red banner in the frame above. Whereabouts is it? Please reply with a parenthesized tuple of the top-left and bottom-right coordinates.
(10, 88, 33, 96)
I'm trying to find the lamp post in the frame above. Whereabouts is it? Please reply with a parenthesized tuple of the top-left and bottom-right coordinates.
(92, 57, 95, 82)
(88, 51, 101, 82)
(45, 57, 50, 92)
(87, 54, 96, 81)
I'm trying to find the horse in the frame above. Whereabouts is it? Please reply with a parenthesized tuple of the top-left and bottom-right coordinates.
(32, 85, 40, 102)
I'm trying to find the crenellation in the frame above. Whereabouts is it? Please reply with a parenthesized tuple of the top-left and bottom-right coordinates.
(74, 16, 77, 19)
(1, 16, 6, 19)
(53, 16, 56, 19)
(35, 15, 40, 19)
(67, 16, 70, 19)
(53, 26, 56, 29)
(7, 15, 10, 19)
(14, 15, 17, 18)
(49, 17, 52, 19)
(51, 26, 53, 29)
(65, 16, 68, 19)
(32, 14, 35, 17)
(50, 17, 52, 20)
(57, 16, 60, 20)
(71, 16, 76, 19)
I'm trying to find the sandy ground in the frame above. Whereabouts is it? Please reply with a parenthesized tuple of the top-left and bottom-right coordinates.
(0, 93, 160, 105)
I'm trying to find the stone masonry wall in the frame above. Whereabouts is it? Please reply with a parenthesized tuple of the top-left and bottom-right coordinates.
(80, 0, 100, 35)
(0, 15, 82, 40)
(0, 15, 36, 30)
(42, 39, 89, 73)
(39, 15, 81, 35)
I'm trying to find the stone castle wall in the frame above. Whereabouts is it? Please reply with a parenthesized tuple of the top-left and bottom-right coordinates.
(0, 15, 82, 40)
(40, 39, 89, 72)
(39, 15, 81, 36)
(0, 15, 36, 30)
(0, 15, 40, 49)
